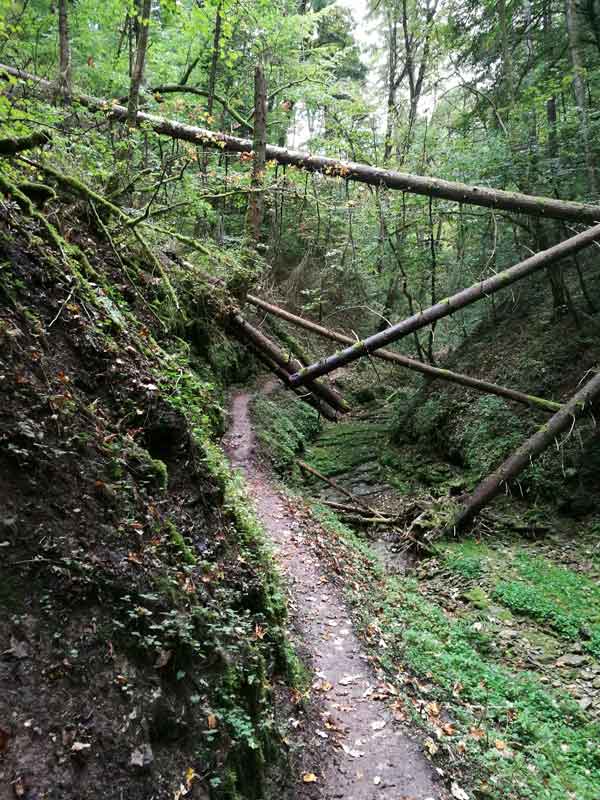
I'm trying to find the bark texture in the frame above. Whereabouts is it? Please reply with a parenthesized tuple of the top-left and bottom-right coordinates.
(3, 63, 600, 222)
(246, 294, 562, 413)
(453, 369, 600, 530)
(126, 0, 152, 127)
(288, 223, 600, 386)
(246, 66, 267, 245)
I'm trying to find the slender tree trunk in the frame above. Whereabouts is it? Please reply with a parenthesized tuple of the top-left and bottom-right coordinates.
(246, 65, 267, 245)
(289, 223, 600, 386)
(565, 0, 598, 195)
(127, 0, 152, 128)
(56, 0, 71, 101)
(246, 294, 562, 413)
(207, 2, 223, 118)
(453, 369, 600, 531)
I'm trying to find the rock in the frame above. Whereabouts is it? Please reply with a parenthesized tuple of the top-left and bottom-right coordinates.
(130, 743, 153, 770)
(556, 654, 588, 668)
(593, 676, 600, 689)
(579, 696, 593, 711)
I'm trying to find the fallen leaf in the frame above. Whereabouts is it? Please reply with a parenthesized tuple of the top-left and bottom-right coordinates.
(71, 741, 91, 753)
(441, 722, 456, 736)
(207, 714, 218, 730)
(302, 773, 318, 783)
(341, 743, 364, 758)
(469, 727, 485, 740)
(495, 739, 506, 751)
(425, 701, 440, 717)
(424, 737, 438, 755)
(451, 782, 469, 800)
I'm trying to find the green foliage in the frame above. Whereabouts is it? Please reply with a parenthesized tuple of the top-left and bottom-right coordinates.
(492, 555, 600, 658)
(253, 392, 322, 473)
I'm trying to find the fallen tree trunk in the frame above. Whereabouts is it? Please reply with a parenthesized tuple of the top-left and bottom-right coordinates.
(452, 369, 600, 531)
(297, 458, 382, 518)
(247, 342, 338, 422)
(289, 223, 600, 387)
(0, 130, 51, 155)
(229, 314, 349, 415)
(3, 63, 600, 222)
(247, 294, 562, 414)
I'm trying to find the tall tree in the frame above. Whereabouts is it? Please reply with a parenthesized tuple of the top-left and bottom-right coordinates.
(127, 0, 152, 127)
(565, 0, 597, 195)
(56, 0, 71, 100)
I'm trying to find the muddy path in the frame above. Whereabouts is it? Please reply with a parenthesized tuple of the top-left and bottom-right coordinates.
(223, 388, 445, 800)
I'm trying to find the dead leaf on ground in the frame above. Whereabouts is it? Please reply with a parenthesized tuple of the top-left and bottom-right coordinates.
(451, 781, 470, 800)
(302, 772, 318, 783)
(469, 727, 485, 740)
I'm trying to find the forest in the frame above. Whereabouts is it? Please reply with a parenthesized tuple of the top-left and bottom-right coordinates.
(1, 1, 600, 798)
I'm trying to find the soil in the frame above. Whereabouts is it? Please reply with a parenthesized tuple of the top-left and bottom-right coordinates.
(223, 387, 445, 800)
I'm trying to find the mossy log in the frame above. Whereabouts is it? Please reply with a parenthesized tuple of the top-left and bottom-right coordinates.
(0, 130, 51, 156)
(248, 343, 338, 422)
(289, 223, 600, 387)
(247, 294, 562, 414)
(4, 63, 600, 222)
(453, 368, 600, 531)
(230, 314, 349, 415)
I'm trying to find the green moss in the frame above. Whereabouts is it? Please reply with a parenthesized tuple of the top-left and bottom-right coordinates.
(165, 519, 196, 565)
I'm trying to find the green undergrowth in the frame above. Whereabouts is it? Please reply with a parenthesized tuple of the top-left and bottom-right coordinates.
(391, 308, 600, 513)
(307, 507, 600, 799)
(441, 537, 600, 659)
(251, 389, 322, 473)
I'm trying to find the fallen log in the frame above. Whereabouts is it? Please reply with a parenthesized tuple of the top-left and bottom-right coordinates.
(452, 369, 600, 531)
(246, 342, 338, 422)
(247, 294, 562, 414)
(229, 314, 349, 415)
(296, 458, 383, 518)
(0, 130, 51, 155)
(3, 63, 600, 222)
(289, 224, 600, 387)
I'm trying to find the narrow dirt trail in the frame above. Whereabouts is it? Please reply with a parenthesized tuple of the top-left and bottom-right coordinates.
(223, 388, 444, 800)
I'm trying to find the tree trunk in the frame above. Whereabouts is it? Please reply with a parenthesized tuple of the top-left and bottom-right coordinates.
(229, 313, 349, 415)
(127, 0, 152, 128)
(288, 222, 600, 386)
(453, 369, 600, 530)
(246, 294, 562, 413)
(565, 0, 598, 195)
(4, 62, 600, 222)
(207, 1, 223, 118)
(56, 0, 72, 101)
(246, 65, 267, 245)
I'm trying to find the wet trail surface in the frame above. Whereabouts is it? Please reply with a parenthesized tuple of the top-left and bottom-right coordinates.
(223, 389, 444, 800)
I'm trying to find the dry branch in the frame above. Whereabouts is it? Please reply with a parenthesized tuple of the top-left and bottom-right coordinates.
(3, 63, 600, 222)
(297, 459, 383, 518)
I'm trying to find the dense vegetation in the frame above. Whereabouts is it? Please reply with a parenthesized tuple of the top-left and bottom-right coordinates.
(2, 0, 600, 798)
